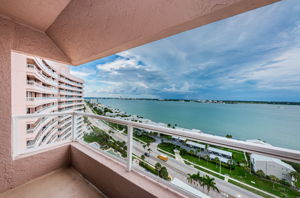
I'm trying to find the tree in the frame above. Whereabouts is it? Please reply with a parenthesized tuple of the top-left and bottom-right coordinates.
(167, 123, 171, 127)
(197, 149, 201, 160)
(256, 170, 265, 178)
(289, 171, 299, 182)
(228, 159, 233, 173)
(203, 175, 219, 194)
(205, 155, 209, 165)
(141, 155, 145, 160)
(187, 173, 194, 184)
(155, 163, 162, 174)
(226, 134, 232, 138)
(269, 175, 279, 189)
(214, 157, 220, 169)
(159, 167, 169, 180)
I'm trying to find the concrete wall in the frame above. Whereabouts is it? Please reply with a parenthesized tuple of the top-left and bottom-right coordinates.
(0, 16, 70, 193)
(47, 0, 279, 65)
(70, 143, 185, 198)
(253, 160, 293, 181)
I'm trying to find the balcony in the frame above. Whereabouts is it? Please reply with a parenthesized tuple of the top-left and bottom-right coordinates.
(10, 111, 300, 198)
(34, 57, 59, 79)
(26, 80, 57, 95)
(26, 97, 58, 107)
(27, 64, 58, 87)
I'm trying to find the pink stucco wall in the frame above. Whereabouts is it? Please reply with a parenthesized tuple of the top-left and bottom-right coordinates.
(47, 0, 279, 65)
(0, 16, 70, 192)
(71, 143, 186, 198)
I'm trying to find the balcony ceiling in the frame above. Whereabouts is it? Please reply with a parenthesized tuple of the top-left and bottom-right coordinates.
(0, 0, 280, 65)
(0, 0, 71, 31)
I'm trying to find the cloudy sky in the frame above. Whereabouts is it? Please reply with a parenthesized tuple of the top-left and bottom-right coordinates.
(70, 0, 300, 101)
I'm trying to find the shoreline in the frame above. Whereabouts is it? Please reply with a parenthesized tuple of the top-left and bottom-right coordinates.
(85, 97, 300, 106)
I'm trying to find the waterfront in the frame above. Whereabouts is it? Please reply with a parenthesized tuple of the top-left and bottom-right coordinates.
(90, 98, 300, 151)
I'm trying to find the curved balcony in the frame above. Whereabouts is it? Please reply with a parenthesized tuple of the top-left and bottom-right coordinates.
(59, 83, 83, 92)
(26, 116, 53, 138)
(59, 90, 83, 96)
(26, 97, 58, 107)
(58, 77, 83, 89)
(27, 64, 58, 87)
(59, 97, 83, 102)
(35, 104, 58, 114)
(27, 80, 57, 95)
(34, 57, 58, 79)
(35, 119, 58, 146)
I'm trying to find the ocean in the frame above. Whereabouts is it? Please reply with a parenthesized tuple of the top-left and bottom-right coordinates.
(91, 98, 300, 151)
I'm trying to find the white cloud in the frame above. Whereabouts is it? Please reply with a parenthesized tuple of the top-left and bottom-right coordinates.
(70, 70, 94, 77)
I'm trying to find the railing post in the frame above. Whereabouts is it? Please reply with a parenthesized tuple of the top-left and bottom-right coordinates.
(71, 112, 76, 141)
(127, 125, 133, 171)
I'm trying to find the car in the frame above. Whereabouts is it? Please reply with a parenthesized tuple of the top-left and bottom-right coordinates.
(157, 154, 168, 161)
(144, 152, 150, 157)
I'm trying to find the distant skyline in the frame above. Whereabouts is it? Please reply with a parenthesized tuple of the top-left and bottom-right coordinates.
(70, 0, 300, 102)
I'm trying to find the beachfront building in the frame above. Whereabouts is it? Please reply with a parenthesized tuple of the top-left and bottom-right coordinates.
(208, 147, 232, 159)
(186, 141, 206, 150)
(172, 135, 187, 142)
(250, 154, 295, 181)
(11, 52, 85, 151)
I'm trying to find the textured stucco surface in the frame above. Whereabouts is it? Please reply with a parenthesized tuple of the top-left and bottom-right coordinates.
(47, 0, 279, 65)
(0, 168, 104, 198)
(70, 143, 186, 198)
(0, 0, 71, 31)
(0, 16, 70, 193)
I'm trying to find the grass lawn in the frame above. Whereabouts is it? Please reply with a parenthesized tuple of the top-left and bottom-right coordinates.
(229, 179, 274, 198)
(181, 153, 300, 198)
(157, 142, 180, 154)
(211, 145, 245, 162)
(134, 134, 155, 144)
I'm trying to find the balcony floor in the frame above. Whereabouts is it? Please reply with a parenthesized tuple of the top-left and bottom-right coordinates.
(0, 168, 106, 198)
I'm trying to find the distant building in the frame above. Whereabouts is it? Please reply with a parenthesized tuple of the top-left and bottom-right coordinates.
(247, 139, 295, 181)
(208, 147, 232, 159)
(186, 141, 205, 150)
(250, 154, 295, 181)
(12, 52, 84, 151)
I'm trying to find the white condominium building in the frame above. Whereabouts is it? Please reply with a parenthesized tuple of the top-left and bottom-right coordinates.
(11, 52, 85, 151)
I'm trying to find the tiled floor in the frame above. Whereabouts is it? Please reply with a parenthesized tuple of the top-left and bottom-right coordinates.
(0, 168, 106, 198)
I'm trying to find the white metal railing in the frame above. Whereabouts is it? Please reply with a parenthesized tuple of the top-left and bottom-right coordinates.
(11, 111, 300, 198)
(12, 111, 300, 164)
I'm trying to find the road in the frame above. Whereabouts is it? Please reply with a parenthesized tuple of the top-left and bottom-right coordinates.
(85, 106, 262, 198)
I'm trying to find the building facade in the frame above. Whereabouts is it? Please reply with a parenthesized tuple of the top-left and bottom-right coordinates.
(250, 154, 295, 181)
(11, 52, 85, 152)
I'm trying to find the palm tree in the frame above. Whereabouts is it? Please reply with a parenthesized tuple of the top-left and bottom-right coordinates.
(187, 174, 193, 184)
(269, 175, 279, 189)
(228, 159, 233, 173)
(205, 155, 209, 165)
(197, 149, 201, 160)
(289, 171, 299, 182)
(214, 157, 220, 169)
(203, 175, 219, 195)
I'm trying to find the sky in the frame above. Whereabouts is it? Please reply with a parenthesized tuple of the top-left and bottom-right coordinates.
(70, 0, 300, 102)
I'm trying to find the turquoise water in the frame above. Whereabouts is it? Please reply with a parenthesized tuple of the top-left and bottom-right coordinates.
(93, 99, 300, 151)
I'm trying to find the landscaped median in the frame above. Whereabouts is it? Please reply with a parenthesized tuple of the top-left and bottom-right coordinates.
(157, 142, 300, 198)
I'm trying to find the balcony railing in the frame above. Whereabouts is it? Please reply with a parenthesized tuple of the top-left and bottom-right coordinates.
(27, 64, 58, 87)
(34, 57, 58, 78)
(12, 112, 300, 198)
